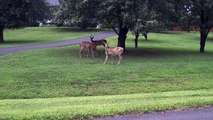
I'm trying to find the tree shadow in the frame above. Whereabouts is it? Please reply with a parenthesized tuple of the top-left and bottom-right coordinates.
(124, 47, 213, 58)
(1, 40, 42, 45)
(49, 46, 106, 58)
(194, 36, 213, 42)
(47, 42, 213, 60)
(140, 39, 166, 43)
(207, 37, 213, 42)
(49, 46, 213, 61)
(154, 31, 184, 35)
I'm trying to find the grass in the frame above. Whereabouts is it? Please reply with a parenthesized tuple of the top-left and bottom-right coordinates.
(0, 89, 213, 120)
(0, 30, 213, 119)
(1, 27, 105, 48)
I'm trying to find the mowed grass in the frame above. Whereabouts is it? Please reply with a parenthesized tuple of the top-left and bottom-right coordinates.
(0, 89, 213, 120)
(0, 31, 213, 119)
(1, 27, 104, 48)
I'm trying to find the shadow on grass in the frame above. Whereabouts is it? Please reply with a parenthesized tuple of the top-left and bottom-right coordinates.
(49, 46, 106, 58)
(154, 31, 184, 35)
(49, 46, 213, 60)
(193, 36, 213, 42)
(141, 39, 166, 43)
(1, 40, 42, 45)
(126, 38, 166, 44)
(124, 47, 213, 58)
(207, 37, 213, 42)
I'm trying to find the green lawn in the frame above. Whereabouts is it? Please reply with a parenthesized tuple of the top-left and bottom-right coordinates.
(0, 89, 212, 120)
(1, 27, 104, 48)
(0, 30, 213, 119)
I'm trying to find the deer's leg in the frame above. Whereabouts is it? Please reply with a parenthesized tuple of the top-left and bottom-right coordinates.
(111, 55, 114, 64)
(91, 49, 95, 58)
(94, 50, 100, 57)
(103, 55, 109, 64)
(92, 46, 97, 58)
(117, 55, 123, 65)
(87, 48, 90, 57)
(96, 50, 100, 57)
(79, 47, 84, 58)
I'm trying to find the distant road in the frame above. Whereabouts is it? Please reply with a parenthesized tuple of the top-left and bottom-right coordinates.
(95, 107, 213, 120)
(0, 31, 116, 56)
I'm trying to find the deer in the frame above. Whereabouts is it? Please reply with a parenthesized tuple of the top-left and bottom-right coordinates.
(85, 34, 108, 57)
(103, 42, 124, 65)
(90, 34, 107, 46)
(79, 41, 98, 58)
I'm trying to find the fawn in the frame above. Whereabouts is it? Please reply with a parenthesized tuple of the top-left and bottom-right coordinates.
(103, 42, 124, 65)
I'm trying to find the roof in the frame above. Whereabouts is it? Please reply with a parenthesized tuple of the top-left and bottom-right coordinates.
(46, 0, 59, 6)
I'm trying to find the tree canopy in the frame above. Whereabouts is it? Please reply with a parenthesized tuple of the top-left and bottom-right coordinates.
(0, 0, 50, 42)
(55, 0, 98, 28)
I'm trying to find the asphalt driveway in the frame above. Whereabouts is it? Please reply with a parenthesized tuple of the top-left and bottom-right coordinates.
(0, 31, 116, 56)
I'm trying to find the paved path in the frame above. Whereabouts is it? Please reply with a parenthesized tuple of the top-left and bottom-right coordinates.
(0, 31, 116, 56)
(95, 107, 213, 120)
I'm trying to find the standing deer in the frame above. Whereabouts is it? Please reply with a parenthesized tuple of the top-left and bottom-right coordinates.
(103, 42, 124, 65)
(90, 34, 107, 46)
(79, 41, 97, 58)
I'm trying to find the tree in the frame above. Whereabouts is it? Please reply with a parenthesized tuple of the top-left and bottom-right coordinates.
(190, 0, 213, 53)
(175, 0, 213, 52)
(150, 0, 213, 52)
(131, 20, 164, 48)
(130, 0, 149, 48)
(0, 0, 50, 43)
(97, 0, 142, 50)
(130, 0, 168, 48)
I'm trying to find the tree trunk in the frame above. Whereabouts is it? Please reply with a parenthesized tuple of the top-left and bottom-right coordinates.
(199, 4, 206, 53)
(117, 27, 129, 50)
(199, 4, 211, 53)
(187, 18, 191, 33)
(142, 30, 148, 40)
(199, 29, 207, 53)
(143, 33, 147, 40)
(134, 31, 139, 48)
(0, 25, 4, 43)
